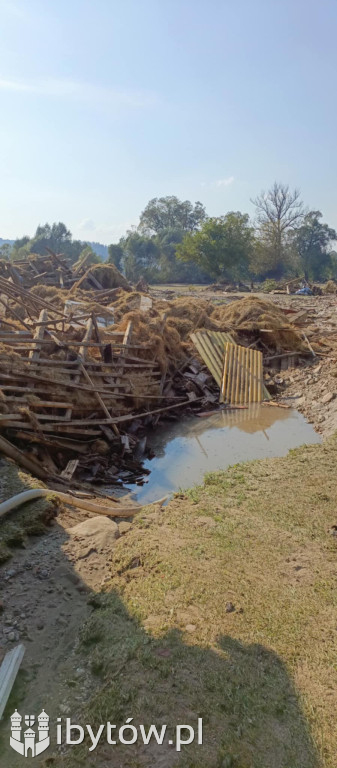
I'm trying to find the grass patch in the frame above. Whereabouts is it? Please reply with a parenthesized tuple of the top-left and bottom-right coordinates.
(63, 437, 337, 767)
(0, 459, 57, 555)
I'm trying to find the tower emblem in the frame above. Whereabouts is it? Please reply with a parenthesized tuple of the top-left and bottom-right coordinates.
(10, 709, 50, 757)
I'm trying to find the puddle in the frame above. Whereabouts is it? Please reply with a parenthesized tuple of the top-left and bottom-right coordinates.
(128, 406, 320, 505)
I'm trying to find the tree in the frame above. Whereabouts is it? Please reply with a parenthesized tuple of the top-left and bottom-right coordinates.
(177, 213, 254, 281)
(138, 196, 207, 235)
(11, 236, 30, 260)
(73, 245, 102, 272)
(32, 222, 72, 255)
(121, 232, 161, 281)
(0, 243, 12, 261)
(294, 211, 337, 281)
(251, 183, 305, 278)
(107, 243, 124, 271)
(11, 223, 84, 264)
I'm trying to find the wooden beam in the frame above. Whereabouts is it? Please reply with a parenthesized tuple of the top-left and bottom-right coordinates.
(64, 318, 93, 421)
(79, 363, 120, 437)
(0, 644, 25, 719)
(0, 434, 49, 479)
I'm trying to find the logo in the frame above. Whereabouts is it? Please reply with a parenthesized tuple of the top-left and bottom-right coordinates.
(10, 709, 50, 758)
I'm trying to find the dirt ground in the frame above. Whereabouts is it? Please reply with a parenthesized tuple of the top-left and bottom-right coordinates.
(1, 287, 337, 767)
(2, 436, 337, 766)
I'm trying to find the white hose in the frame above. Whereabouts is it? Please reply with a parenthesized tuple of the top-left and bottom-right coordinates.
(0, 489, 140, 520)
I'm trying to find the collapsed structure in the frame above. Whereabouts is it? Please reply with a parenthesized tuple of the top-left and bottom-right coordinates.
(0, 253, 327, 489)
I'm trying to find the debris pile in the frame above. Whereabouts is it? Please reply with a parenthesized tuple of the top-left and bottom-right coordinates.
(0, 264, 322, 488)
(0, 251, 76, 289)
(0, 274, 220, 487)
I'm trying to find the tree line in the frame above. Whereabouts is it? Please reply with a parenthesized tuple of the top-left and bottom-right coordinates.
(107, 186, 337, 284)
(0, 223, 103, 269)
(2, 184, 336, 284)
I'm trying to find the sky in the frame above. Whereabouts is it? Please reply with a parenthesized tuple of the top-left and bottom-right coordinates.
(1, 0, 337, 244)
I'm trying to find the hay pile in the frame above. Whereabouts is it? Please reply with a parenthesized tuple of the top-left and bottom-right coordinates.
(30, 284, 68, 309)
(112, 296, 308, 370)
(70, 264, 131, 293)
(323, 280, 337, 295)
(210, 297, 308, 353)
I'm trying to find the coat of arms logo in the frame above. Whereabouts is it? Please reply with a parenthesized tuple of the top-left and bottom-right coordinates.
(10, 709, 50, 757)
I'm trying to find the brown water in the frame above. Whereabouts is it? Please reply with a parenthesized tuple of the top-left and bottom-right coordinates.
(128, 406, 320, 504)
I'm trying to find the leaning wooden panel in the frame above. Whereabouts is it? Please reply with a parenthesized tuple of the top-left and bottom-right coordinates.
(190, 330, 235, 388)
(221, 343, 264, 404)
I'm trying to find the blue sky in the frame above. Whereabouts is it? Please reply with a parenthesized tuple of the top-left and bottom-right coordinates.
(1, 0, 336, 244)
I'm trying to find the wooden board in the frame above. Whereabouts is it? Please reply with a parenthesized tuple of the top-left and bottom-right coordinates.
(0, 644, 25, 719)
(221, 343, 264, 404)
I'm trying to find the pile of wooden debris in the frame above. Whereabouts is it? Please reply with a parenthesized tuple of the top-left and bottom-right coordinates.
(0, 270, 219, 489)
(0, 257, 321, 489)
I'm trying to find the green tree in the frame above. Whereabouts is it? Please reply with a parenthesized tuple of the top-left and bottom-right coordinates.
(294, 211, 337, 281)
(107, 243, 124, 271)
(32, 222, 72, 255)
(0, 243, 12, 261)
(177, 213, 254, 281)
(121, 232, 161, 281)
(251, 182, 305, 279)
(12, 223, 84, 264)
(11, 236, 30, 260)
(73, 245, 102, 271)
(139, 196, 207, 235)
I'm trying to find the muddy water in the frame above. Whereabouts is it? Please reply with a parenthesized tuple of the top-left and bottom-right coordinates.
(129, 406, 320, 504)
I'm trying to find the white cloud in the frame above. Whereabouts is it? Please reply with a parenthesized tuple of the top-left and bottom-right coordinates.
(216, 176, 235, 187)
(78, 218, 96, 232)
(0, 77, 157, 109)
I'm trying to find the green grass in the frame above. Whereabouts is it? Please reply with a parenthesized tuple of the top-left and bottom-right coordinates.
(59, 437, 337, 765)
(0, 459, 57, 561)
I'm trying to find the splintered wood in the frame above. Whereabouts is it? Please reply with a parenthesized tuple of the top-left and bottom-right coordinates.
(221, 343, 263, 404)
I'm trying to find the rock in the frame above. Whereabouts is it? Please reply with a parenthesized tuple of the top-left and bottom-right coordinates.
(36, 620, 44, 630)
(185, 624, 196, 632)
(225, 602, 235, 613)
(6, 569, 17, 579)
(0, 601, 4, 613)
(8, 632, 15, 642)
(37, 569, 49, 580)
(321, 391, 335, 404)
(118, 521, 132, 535)
(75, 667, 85, 678)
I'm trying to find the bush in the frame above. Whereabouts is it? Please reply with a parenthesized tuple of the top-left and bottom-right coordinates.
(261, 279, 278, 293)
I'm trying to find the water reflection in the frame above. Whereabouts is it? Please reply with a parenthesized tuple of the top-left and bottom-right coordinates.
(129, 405, 320, 504)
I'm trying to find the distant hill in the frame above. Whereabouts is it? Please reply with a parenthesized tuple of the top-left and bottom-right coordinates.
(87, 241, 108, 260)
(0, 237, 108, 261)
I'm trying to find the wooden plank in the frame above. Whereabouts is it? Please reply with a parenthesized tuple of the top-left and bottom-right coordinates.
(0, 434, 49, 479)
(79, 363, 120, 437)
(190, 330, 235, 388)
(24, 397, 203, 429)
(0, 644, 25, 719)
(221, 343, 264, 405)
(64, 319, 93, 421)
(0, 372, 162, 396)
(60, 459, 79, 480)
